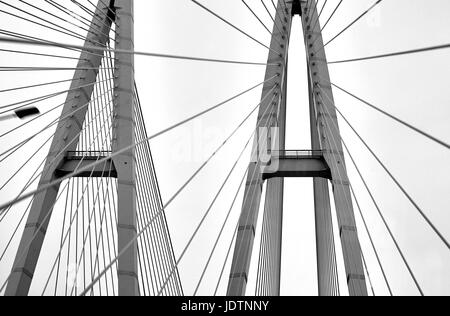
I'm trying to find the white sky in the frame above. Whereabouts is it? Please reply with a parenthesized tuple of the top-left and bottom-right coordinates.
(0, 0, 449, 296)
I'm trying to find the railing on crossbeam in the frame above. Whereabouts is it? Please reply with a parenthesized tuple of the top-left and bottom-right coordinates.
(268, 150, 325, 159)
(66, 151, 113, 160)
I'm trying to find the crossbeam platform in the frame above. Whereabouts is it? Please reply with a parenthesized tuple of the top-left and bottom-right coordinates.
(262, 150, 332, 180)
(55, 151, 117, 178)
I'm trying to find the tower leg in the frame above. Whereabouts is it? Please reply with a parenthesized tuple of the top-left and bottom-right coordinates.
(260, 179, 284, 296)
(227, 161, 264, 296)
(257, 63, 288, 296)
(113, 0, 139, 296)
(227, 0, 293, 296)
(5, 0, 114, 296)
(302, 1, 368, 296)
(313, 178, 338, 296)
(309, 68, 339, 296)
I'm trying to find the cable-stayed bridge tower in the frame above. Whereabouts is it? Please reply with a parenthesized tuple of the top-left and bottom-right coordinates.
(227, 0, 367, 296)
(2, 0, 182, 296)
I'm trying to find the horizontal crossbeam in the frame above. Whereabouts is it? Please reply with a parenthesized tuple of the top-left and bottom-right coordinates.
(55, 151, 117, 178)
(262, 150, 332, 180)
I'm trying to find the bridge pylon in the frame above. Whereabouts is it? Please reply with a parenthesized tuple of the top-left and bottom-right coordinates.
(4, 0, 180, 297)
(227, 0, 368, 297)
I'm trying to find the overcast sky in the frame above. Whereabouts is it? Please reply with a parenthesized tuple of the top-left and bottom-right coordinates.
(0, 0, 449, 296)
